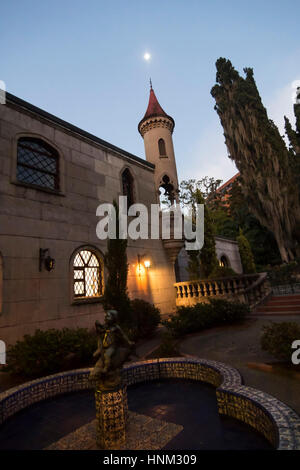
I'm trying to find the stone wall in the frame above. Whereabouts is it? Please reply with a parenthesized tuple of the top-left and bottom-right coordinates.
(176, 237, 242, 283)
(215, 236, 243, 274)
(0, 96, 176, 344)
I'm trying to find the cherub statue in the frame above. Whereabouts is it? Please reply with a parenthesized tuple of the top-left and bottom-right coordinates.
(90, 309, 135, 391)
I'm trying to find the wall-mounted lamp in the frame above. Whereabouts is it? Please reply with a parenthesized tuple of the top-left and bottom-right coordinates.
(144, 259, 151, 269)
(136, 254, 151, 278)
(137, 254, 151, 269)
(39, 248, 55, 272)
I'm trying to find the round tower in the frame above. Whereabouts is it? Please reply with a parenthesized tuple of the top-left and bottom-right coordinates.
(138, 82, 179, 204)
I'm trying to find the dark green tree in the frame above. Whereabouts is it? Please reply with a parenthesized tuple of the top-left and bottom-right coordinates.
(198, 191, 219, 278)
(228, 179, 281, 267)
(211, 58, 300, 263)
(284, 88, 300, 202)
(179, 180, 218, 279)
(237, 228, 256, 274)
(102, 200, 131, 324)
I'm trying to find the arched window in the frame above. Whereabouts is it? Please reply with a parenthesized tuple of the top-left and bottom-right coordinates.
(17, 137, 59, 191)
(158, 138, 166, 156)
(219, 255, 229, 268)
(159, 174, 175, 207)
(73, 249, 104, 300)
(122, 168, 134, 207)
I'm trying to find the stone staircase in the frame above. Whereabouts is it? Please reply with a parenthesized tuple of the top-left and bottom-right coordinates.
(254, 294, 300, 316)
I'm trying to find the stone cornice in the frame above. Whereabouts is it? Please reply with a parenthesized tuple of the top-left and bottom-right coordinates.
(138, 115, 175, 137)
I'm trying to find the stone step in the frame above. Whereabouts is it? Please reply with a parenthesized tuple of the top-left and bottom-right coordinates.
(271, 294, 300, 301)
(252, 311, 300, 316)
(257, 305, 300, 312)
(266, 299, 300, 306)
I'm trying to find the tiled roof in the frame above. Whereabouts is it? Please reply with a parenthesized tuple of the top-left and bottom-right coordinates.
(138, 87, 174, 133)
(143, 88, 168, 120)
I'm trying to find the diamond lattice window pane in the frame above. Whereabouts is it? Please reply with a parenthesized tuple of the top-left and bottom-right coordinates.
(74, 269, 84, 279)
(88, 254, 99, 267)
(17, 166, 55, 189)
(80, 250, 91, 264)
(73, 250, 103, 299)
(18, 147, 57, 173)
(74, 281, 84, 296)
(85, 267, 99, 297)
(74, 254, 84, 267)
(17, 138, 58, 190)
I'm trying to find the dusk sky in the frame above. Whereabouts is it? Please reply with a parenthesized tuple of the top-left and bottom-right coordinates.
(1, 0, 299, 184)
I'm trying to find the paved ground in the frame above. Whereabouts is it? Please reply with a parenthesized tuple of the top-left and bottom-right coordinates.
(0, 382, 271, 450)
(179, 315, 300, 415)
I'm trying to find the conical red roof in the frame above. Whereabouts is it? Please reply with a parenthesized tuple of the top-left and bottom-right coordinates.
(143, 88, 168, 119)
(138, 86, 174, 134)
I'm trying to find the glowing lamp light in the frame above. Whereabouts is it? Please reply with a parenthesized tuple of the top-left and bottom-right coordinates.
(136, 263, 145, 277)
(136, 254, 151, 277)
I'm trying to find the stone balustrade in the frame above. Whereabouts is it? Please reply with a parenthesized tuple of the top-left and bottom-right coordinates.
(174, 272, 271, 308)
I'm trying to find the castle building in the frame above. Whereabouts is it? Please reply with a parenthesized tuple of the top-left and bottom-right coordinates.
(0, 86, 242, 344)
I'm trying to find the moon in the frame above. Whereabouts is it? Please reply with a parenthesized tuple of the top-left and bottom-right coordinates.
(143, 52, 151, 61)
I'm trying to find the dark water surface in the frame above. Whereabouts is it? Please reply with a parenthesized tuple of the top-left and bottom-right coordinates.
(0, 379, 272, 450)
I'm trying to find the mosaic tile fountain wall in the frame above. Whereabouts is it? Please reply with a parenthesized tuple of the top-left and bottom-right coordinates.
(95, 385, 128, 450)
(0, 358, 300, 450)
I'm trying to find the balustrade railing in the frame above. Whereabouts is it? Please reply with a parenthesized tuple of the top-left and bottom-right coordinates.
(174, 272, 271, 309)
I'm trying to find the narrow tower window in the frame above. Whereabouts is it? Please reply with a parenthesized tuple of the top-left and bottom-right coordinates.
(158, 138, 166, 156)
(122, 168, 134, 207)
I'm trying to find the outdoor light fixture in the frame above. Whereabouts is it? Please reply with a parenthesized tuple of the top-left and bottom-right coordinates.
(136, 254, 151, 278)
(39, 248, 55, 272)
(137, 254, 151, 269)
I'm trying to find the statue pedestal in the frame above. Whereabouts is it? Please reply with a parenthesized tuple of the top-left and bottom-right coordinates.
(94, 385, 128, 450)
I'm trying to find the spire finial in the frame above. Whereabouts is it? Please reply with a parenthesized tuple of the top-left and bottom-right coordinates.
(150, 78, 152, 90)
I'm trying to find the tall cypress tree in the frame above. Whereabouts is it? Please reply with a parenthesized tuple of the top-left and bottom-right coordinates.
(180, 180, 218, 279)
(284, 88, 300, 200)
(211, 58, 300, 263)
(102, 200, 131, 324)
(197, 190, 219, 278)
(237, 228, 256, 274)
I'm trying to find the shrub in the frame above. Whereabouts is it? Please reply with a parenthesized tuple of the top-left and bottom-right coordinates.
(208, 265, 237, 279)
(127, 298, 161, 340)
(163, 298, 249, 337)
(261, 322, 300, 361)
(149, 331, 179, 358)
(267, 262, 299, 286)
(6, 328, 97, 379)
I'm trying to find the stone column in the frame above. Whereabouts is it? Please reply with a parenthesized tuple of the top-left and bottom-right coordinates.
(95, 384, 128, 450)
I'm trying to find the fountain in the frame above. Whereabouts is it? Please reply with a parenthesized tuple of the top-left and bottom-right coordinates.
(0, 313, 300, 450)
(89, 310, 133, 449)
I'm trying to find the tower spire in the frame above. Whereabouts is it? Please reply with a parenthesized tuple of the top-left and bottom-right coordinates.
(138, 85, 174, 133)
